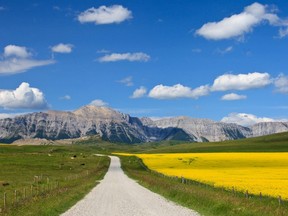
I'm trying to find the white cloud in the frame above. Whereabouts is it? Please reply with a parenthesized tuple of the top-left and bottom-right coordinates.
(221, 113, 287, 126)
(0, 45, 55, 75)
(143, 72, 286, 101)
(0, 82, 48, 109)
(51, 43, 73, 53)
(130, 86, 147, 99)
(142, 72, 286, 101)
(0, 59, 55, 75)
(90, 99, 108, 107)
(4, 45, 31, 58)
(274, 74, 288, 94)
(221, 93, 247, 100)
(98, 52, 150, 62)
(217, 46, 233, 54)
(118, 76, 133, 86)
(148, 84, 210, 100)
(211, 72, 271, 91)
(59, 95, 71, 100)
(196, 2, 284, 40)
(78, 5, 132, 25)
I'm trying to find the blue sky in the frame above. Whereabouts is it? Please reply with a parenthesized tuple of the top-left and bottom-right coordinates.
(0, 0, 288, 126)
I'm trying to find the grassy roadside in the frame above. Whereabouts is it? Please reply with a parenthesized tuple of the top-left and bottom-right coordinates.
(0, 145, 110, 216)
(7, 158, 109, 216)
(120, 155, 288, 216)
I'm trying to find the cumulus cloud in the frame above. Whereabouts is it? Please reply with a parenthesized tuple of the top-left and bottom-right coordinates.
(221, 93, 247, 100)
(0, 82, 48, 109)
(4, 45, 31, 58)
(211, 72, 271, 91)
(143, 72, 288, 101)
(130, 86, 147, 99)
(118, 76, 133, 86)
(148, 84, 210, 100)
(196, 2, 284, 40)
(0, 45, 55, 75)
(142, 72, 287, 101)
(221, 113, 287, 126)
(98, 52, 150, 62)
(78, 5, 132, 25)
(90, 99, 108, 107)
(51, 43, 73, 53)
(274, 74, 288, 94)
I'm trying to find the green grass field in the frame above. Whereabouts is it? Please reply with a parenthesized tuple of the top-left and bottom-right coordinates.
(0, 145, 110, 216)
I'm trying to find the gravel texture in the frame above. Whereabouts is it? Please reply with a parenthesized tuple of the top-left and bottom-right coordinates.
(61, 156, 200, 216)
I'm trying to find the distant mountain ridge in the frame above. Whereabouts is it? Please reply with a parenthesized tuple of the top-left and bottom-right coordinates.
(143, 116, 288, 142)
(0, 105, 287, 144)
(0, 106, 193, 144)
(142, 116, 252, 142)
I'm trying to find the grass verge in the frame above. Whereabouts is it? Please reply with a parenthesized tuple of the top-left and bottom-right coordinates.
(120, 155, 288, 216)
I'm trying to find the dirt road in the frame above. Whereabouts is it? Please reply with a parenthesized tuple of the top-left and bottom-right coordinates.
(61, 156, 199, 216)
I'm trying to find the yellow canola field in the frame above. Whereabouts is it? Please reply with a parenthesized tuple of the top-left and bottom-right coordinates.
(134, 153, 288, 199)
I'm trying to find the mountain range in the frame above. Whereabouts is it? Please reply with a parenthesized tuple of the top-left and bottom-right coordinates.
(0, 105, 287, 144)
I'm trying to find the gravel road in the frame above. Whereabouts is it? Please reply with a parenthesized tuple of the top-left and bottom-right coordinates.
(61, 156, 199, 216)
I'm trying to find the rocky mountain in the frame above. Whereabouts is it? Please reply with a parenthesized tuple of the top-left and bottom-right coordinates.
(0, 106, 287, 144)
(251, 122, 288, 137)
(142, 116, 252, 142)
(142, 116, 288, 142)
(0, 106, 193, 144)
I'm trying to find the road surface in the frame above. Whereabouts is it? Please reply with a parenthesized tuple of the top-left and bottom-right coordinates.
(61, 156, 199, 216)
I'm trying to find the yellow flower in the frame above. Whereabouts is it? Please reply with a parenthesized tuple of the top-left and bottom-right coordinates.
(133, 153, 288, 200)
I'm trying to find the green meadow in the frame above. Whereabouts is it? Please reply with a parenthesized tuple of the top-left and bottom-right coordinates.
(0, 145, 109, 216)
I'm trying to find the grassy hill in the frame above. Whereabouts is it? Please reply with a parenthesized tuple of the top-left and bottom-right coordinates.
(134, 131, 288, 153)
(65, 131, 288, 154)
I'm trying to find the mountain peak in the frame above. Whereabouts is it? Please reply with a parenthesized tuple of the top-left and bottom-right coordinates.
(73, 105, 128, 121)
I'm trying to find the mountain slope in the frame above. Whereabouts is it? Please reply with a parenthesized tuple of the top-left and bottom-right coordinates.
(251, 122, 288, 137)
